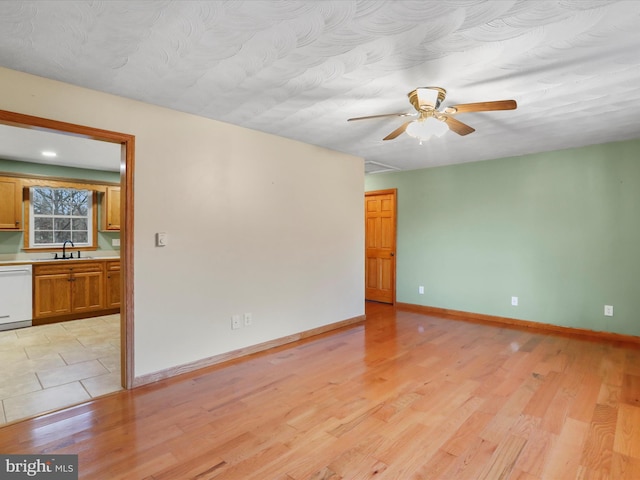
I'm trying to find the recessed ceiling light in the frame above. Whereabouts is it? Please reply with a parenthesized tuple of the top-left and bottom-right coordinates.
(41, 151, 57, 157)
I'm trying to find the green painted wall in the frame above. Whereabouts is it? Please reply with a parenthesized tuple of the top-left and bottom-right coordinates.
(365, 138, 640, 336)
(0, 158, 120, 254)
(0, 158, 118, 182)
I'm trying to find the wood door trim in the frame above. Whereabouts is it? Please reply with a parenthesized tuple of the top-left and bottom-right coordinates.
(365, 188, 397, 305)
(0, 109, 135, 389)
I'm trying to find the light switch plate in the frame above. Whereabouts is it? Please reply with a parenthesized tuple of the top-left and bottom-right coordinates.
(156, 232, 168, 247)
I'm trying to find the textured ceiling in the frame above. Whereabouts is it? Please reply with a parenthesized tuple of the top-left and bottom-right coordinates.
(1, 0, 640, 172)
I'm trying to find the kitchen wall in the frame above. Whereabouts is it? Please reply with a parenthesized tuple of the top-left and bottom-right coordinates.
(0, 67, 364, 378)
(0, 158, 120, 257)
(0, 158, 118, 181)
(366, 138, 640, 336)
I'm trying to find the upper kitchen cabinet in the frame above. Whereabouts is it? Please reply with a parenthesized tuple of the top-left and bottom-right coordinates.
(0, 176, 23, 230)
(101, 186, 121, 231)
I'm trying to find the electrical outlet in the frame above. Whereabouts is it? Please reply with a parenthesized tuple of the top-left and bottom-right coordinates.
(244, 313, 252, 326)
(511, 296, 518, 306)
(231, 314, 242, 329)
(604, 305, 614, 317)
(418, 286, 424, 295)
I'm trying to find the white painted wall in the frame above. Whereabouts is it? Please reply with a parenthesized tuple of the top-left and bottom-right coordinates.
(0, 67, 365, 378)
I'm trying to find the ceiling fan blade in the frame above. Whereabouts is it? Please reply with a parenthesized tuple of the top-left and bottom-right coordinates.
(444, 100, 517, 114)
(347, 112, 414, 122)
(383, 121, 413, 141)
(443, 116, 475, 136)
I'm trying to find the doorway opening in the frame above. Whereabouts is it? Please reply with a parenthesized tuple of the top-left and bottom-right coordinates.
(0, 109, 134, 423)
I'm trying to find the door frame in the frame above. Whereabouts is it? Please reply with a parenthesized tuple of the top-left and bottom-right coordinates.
(0, 109, 135, 388)
(365, 188, 397, 305)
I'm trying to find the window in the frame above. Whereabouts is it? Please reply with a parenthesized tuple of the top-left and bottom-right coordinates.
(28, 186, 94, 248)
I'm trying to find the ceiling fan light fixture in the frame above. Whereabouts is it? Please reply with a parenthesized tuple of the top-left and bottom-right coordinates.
(411, 87, 447, 110)
(349, 85, 515, 141)
(405, 117, 448, 142)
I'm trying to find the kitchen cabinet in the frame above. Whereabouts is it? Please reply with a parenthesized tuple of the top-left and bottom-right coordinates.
(34, 262, 105, 319)
(101, 186, 121, 231)
(105, 261, 121, 308)
(0, 176, 23, 230)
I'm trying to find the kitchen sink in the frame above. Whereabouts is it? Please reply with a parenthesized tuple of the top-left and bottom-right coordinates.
(56, 256, 94, 260)
(34, 255, 95, 261)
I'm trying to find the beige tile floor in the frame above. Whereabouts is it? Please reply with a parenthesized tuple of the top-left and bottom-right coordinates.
(0, 314, 122, 424)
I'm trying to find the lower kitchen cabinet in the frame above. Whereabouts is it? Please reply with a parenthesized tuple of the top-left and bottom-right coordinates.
(33, 271, 72, 318)
(105, 261, 121, 308)
(71, 269, 104, 313)
(33, 259, 119, 324)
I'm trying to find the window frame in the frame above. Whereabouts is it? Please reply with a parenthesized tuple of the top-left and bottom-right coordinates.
(28, 186, 94, 249)
(23, 181, 99, 252)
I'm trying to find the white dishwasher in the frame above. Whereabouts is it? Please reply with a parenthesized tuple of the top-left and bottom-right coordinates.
(0, 264, 33, 331)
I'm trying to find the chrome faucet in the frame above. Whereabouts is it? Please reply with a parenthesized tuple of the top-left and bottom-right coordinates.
(62, 240, 75, 259)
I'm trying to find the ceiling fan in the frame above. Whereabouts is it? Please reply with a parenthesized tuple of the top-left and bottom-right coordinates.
(347, 87, 517, 141)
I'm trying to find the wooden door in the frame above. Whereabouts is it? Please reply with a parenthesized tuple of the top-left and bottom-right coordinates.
(71, 271, 104, 313)
(105, 262, 121, 308)
(102, 186, 121, 231)
(0, 176, 22, 230)
(34, 274, 72, 318)
(365, 189, 396, 304)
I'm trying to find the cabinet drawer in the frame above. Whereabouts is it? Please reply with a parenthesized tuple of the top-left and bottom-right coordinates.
(69, 262, 104, 274)
(106, 261, 120, 272)
(34, 264, 73, 276)
(34, 261, 104, 276)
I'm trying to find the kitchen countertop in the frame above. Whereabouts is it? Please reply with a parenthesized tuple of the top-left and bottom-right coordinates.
(0, 256, 120, 266)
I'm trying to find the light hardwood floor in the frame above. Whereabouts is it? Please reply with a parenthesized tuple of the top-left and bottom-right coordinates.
(0, 314, 121, 424)
(1, 302, 640, 479)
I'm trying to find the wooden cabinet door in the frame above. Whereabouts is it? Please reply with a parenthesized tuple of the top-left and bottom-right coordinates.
(102, 186, 121, 231)
(0, 177, 22, 230)
(71, 271, 104, 313)
(105, 262, 121, 308)
(34, 274, 72, 318)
